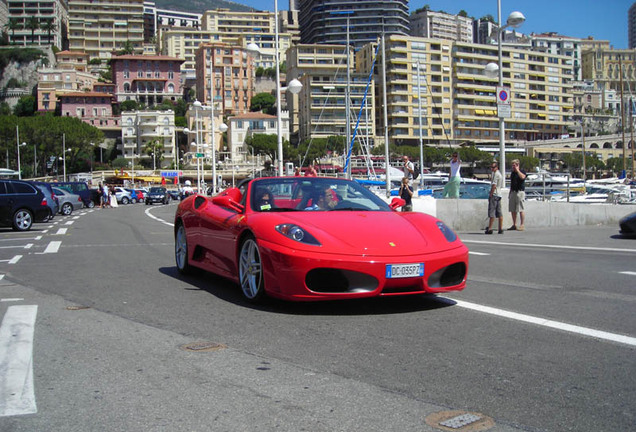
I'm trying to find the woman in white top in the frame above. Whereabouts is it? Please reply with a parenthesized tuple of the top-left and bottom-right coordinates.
(443, 152, 461, 198)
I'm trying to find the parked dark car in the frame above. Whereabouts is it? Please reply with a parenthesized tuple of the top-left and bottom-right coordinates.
(167, 189, 180, 201)
(50, 181, 93, 208)
(30, 181, 59, 221)
(145, 187, 170, 205)
(619, 211, 636, 238)
(0, 179, 50, 231)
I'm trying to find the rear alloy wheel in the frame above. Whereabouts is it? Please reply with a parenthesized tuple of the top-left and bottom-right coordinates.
(61, 203, 73, 216)
(87, 201, 95, 208)
(239, 237, 265, 302)
(12, 208, 33, 231)
(122, 197, 129, 205)
(175, 223, 192, 274)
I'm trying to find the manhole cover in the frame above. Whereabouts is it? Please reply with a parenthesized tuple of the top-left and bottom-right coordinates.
(425, 410, 495, 431)
(66, 305, 90, 311)
(180, 342, 227, 352)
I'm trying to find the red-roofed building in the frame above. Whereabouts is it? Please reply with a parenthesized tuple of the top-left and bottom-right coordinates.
(59, 92, 120, 127)
(110, 55, 184, 106)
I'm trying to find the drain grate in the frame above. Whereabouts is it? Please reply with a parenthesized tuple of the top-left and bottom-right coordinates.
(180, 342, 227, 352)
(425, 410, 495, 431)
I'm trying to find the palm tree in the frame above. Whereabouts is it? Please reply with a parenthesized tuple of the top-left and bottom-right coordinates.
(4, 18, 21, 44)
(41, 19, 56, 45)
(26, 16, 39, 45)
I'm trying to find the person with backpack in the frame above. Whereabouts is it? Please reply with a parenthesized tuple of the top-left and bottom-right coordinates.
(402, 155, 414, 185)
(443, 152, 462, 199)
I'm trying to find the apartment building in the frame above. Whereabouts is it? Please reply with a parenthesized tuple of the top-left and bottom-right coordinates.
(582, 47, 636, 92)
(227, 112, 282, 163)
(297, 0, 409, 50)
(194, 43, 256, 117)
(287, 44, 376, 145)
(110, 54, 184, 105)
(355, 35, 572, 148)
(409, 9, 472, 43)
(59, 92, 119, 127)
(529, 32, 582, 81)
(67, 0, 144, 60)
(37, 68, 98, 112)
(6, 0, 67, 47)
(121, 110, 176, 167)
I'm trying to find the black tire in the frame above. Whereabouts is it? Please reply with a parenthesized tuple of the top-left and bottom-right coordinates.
(175, 223, 193, 274)
(12, 208, 33, 231)
(87, 201, 95, 208)
(61, 203, 73, 216)
(238, 236, 265, 302)
(122, 197, 129, 205)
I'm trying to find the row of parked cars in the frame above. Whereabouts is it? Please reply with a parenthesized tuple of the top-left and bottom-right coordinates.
(0, 179, 88, 231)
(91, 187, 175, 206)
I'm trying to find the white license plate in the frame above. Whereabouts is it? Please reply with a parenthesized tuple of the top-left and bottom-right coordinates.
(385, 263, 424, 279)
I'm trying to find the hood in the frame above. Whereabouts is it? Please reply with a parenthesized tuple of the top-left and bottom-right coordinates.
(254, 211, 456, 256)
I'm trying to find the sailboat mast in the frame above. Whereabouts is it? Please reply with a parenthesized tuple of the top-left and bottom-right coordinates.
(345, 15, 352, 179)
(382, 32, 390, 197)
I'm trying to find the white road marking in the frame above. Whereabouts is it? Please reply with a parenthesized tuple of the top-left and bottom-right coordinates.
(8, 255, 22, 264)
(463, 239, 636, 254)
(0, 275, 4, 280)
(24, 244, 33, 249)
(619, 271, 636, 276)
(0, 305, 38, 416)
(1, 299, 24, 302)
(42, 241, 61, 254)
(35, 236, 42, 240)
(72, 216, 80, 220)
(468, 251, 489, 256)
(64, 221, 74, 226)
(441, 298, 636, 347)
(55, 228, 68, 235)
(145, 207, 174, 227)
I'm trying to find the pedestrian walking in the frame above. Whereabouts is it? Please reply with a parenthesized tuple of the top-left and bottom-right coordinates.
(443, 152, 462, 198)
(485, 162, 504, 234)
(508, 159, 527, 231)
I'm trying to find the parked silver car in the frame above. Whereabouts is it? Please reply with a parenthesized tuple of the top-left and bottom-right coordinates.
(52, 187, 84, 215)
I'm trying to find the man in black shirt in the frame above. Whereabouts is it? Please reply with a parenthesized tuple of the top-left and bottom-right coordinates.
(508, 159, 526, 231)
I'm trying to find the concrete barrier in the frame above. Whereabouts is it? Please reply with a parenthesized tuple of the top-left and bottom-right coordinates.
(408, 191, 635, 231)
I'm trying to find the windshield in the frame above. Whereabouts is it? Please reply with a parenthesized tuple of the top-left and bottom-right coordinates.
(149, 187, 166, 193)
(250, 177, 391, 212)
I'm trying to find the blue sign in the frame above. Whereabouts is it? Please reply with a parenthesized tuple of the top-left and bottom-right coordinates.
(161, 171, 183, 177)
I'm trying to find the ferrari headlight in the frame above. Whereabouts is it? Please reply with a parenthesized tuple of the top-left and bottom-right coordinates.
(276, 224, 321, 246)
(436, 221, 457, 242)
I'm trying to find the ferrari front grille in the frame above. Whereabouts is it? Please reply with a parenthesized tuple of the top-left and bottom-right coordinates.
(428, 262, 467, 288)
(306, 268, 378, 293)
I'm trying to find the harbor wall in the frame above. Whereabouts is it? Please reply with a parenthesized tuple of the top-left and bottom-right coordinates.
(409, 192, 633, 232)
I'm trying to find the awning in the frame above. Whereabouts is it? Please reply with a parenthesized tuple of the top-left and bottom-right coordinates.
(475, 109, 485, 115)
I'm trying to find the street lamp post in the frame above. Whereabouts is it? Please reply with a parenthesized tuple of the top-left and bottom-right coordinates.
(193, 100, 202, 192)
(485, 2, 525, 186)
(17, 141, 26, 180)
(33, 143, 37, 178)
(247, 2, 302, 177)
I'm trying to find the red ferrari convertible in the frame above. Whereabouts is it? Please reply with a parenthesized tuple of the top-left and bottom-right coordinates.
(174, 176, 468, 302)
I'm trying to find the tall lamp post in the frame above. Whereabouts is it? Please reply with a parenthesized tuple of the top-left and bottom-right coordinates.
(192, 100, 202, 192)
(17, 141, 26, 180)
(247, 0, 303, 177)
(485, 2, 525, 186)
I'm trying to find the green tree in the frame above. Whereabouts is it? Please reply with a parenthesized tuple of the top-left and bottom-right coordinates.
(250, 92, 276, 114)
(14, 95, 36, 116)
(143, 139, 164, 169)
(116, 40, 135, 55)
(246, 134, 278, 164)
(41, 19, 56, 45)
(120, 100, 140, 112)
(26, 17, 39, 43)
(458, 10, 469, 17)
(4, 18, 21, 42)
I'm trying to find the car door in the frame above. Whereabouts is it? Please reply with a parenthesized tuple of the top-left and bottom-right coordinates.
(0, 181, 10, 226)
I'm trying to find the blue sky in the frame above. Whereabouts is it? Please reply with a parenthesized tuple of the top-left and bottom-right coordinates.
(237, 0, 632, 49)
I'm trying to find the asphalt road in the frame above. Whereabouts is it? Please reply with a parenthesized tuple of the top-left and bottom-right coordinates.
(0, 202, 634, 432)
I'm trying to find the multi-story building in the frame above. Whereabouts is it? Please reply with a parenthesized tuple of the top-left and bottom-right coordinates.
(355, 35, 572, 148)
(227, 112, 282, 163)
(409, 9, 472, 43)
(194, 43, 256, 117)
(59, 92, 119, 127)
(629, 2, 636, 49)
(37, 68, 99, 112)
(67, 0, 144, 61)
(110, 54, 184, 105)
(297, 0, 409, 50)
(529, 33, 583, 81)
(6, 0, 67, 47)
(582, 47, 636, 93)
(183, 106, 225, 167)
(54, 50, 89, 71)
(121, 110, 176, 168)
(473, 18, 497, 45)
(287, 44, 376, 145)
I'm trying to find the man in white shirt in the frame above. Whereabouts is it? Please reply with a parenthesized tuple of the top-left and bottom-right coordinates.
(402, 155, 414, 184)
(485, 162, 504, 234)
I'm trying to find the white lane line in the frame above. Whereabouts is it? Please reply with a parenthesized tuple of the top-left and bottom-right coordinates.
(0, 305, 38, 416)
(468, 251, 490, 256)
(1, 299, 24, 302)
(144, 207, 174, 227)
(0, 245, 30, 250)
(463, 239, 636, 254)
(42, 241, 61, 254)
(64, 221, 74, 226)
(35, 236, 42, 240)
(0, 275, 4, 280)
(8, 255, 22, 264)
(442, 298, 636, 347)
(55, 228, 67, 235)
(24, 244, 33, 249)
(72, 216, 80, 220)
(620, 271, 636, 276)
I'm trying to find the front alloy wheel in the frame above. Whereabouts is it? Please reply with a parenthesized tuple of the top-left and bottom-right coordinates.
(175, 223, 192, 274)
(239, 237, 265, 302)
(62, 203, 73, 216)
